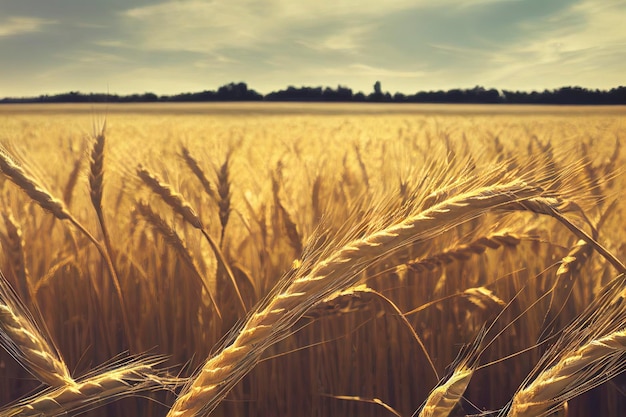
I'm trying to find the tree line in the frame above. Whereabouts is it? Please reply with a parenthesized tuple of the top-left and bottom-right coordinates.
(2, 82, 625, 105)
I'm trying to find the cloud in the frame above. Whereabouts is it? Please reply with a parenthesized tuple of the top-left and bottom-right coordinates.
(345, 64, 426, 79)
(480, 0, 626, 89)
(0, 16, 56, 37)
(119, 0, 505, 54)
(296, 25, 374, 53)
(121, 0, 280, 53)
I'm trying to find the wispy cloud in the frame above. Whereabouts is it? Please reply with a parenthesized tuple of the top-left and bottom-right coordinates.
(481, 0, 626, 89)
(347, 64, 426, 79)
(120, 0, 490, 54)
(122, 0, 279, 53)
(296, 25, 374, 54)
(0, 16, 56, 37)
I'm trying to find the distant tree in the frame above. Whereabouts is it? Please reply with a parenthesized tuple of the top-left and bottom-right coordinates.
(369, 81, 386, 102)
(320, 85, 353, 101)
(353, 92, 366, 101)
(141, 92, 158, 102)
(265, 85, 325, 101)
(374, 81, 382, 96)
(215, 82, 262, 101)
(393, 92, 406, 102)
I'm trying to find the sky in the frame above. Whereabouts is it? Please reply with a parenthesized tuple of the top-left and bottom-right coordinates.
(1, 0, 625, 97)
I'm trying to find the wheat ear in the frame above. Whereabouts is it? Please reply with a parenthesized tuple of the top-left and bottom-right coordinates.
(507, 328, 626, 417)
(407, 231, 522, 272)
(417, 324, 486, 417)
(62, 155, 83, 207)
(136, 200, 222, 319)
(215, 153, 231, 247)
(181, 146, 216, 200)
(1, 212, 31, 303)
(137, 165, 247, 314)
(0, 272, 74, 387)
(538, 239, 592, 342)
(87, 126, 132, 339)
(0, 355, 175, 417)
(0, 148, 70, 220)
(504, 197, 625, 274)
(504, 273, 626, 417)
(167, 180, 545, 417)
(0, 147, 131, 345)
(417, 365, 474, 417)
(137, 165, 203, 229)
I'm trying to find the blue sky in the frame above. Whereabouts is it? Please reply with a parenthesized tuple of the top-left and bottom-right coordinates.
(1, 0, 624, 97)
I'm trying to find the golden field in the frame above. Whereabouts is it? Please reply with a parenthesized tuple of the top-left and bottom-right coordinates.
(0, 103, 625, 416)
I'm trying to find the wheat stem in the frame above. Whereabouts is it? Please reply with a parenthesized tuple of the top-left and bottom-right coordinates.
(0, 272, 74, 387)
(167, 180, 544, 417)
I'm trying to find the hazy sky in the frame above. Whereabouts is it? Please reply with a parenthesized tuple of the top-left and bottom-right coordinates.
(1, 0, 625, 97)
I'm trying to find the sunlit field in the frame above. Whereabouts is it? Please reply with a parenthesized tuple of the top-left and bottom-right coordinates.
(1, 102, 625, 417)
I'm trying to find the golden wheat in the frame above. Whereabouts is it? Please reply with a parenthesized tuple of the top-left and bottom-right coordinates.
(1, 104, 624, 417)
(0, 355, 177, 417)
(168, 180, 550, 416)
(0, 272, 73, 388)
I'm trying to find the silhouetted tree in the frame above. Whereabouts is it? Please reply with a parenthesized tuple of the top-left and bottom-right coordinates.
(369, 81, 387, 102)
(1, 83, 624, 104)
(215, 82, 262, 101)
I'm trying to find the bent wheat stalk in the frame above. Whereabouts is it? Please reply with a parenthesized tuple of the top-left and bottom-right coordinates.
(136, 200, 222, 319)
(167, 180, 547, 417)
(507, 329, 626, 417)
(538, 239, 592, 342)
(0, 355, 175, 417)
(417, 326, 487, 417)
(504, 274, 626, 417)
(504, 197, 625, 274)
(417, 365, 474, 417)
(137, 165, 247, 314)
(181, 146, 216, 200)
(0, 147, 131, 347)
(1, 212, 31, 303)
(319, 285, 438, 380)
(407, 231, 522, 272)
(0, 272, 74, 387)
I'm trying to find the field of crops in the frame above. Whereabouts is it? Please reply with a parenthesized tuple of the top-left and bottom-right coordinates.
(0, 103, 625, 417)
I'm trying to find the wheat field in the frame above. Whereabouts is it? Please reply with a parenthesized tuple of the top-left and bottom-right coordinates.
(0, 102, 625, 417)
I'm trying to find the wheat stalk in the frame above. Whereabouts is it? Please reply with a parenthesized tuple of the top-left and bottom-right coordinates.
(318, 285, 438, 380)
(504, 273, 626, 417)
(135, 200, 222, 319)
(407, 231, 522, 272)
(137, 165, 203, 229)
(417, 365, 474, 417)
(507, 329, 626, 417)
(181, 146, 216, 200)
(538, 239, 592, 342)
(1, 212, 31, 303)
(0, 272, 73, 388)
(137, 164, 247, 313)
(417, 322, 487, 417)
(0, 146, 132, 346)
(62, 155, 83, 207)
(167, 179, 546, 417)
(0, 148, 70, 221)
(215, 153, 231, 247)
(502, 196, 625, 274)
(0, 355, 177, 417)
